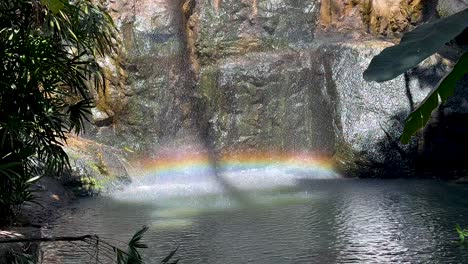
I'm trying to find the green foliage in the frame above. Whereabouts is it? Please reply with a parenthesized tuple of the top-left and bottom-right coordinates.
(111, 226, 179, 264)
(364, 9, 468, 143)
(0, 0, 116, 224)
(75, 176, 103, 196)
(161, 247, 180, 264)
(40, 0, 66, 14)
(6, 250, 36, 264)
(112, 227, 145, 264)
(363, 8, 468, 82)
(126, 225, 149, 263)
(456, 224, 468, 244)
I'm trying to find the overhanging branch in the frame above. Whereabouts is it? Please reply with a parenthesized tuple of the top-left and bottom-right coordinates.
(0, 234, 94, 244)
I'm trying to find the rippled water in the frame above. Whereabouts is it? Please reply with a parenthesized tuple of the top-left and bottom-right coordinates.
(44, 179, 468, 263)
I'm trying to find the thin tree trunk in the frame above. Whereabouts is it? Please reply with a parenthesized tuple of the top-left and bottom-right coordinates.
(0, 235, 93, 244)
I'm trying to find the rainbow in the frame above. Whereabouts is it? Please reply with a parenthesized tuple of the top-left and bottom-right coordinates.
(134, 150, 339, 179)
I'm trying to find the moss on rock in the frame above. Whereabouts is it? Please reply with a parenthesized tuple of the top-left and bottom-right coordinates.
(62, 137, 131, 196)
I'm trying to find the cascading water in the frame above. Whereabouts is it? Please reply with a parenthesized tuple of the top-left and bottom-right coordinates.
(111, 0, 344, 214)
(111, 146, 340, 228)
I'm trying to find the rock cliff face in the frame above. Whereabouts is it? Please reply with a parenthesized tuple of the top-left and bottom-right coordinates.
(198, 40, 452, 176)
(86, 0, 199, 152)
(193, 0, 319, 65)
(199, 50, 336, 152)
(83, 0, 468, 177)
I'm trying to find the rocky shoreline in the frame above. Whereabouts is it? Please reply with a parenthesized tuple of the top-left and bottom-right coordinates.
(0, 177, 73, 263)
(0, 137, 132, 263)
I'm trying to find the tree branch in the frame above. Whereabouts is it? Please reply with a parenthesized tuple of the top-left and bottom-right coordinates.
(0, 235, 94, 244)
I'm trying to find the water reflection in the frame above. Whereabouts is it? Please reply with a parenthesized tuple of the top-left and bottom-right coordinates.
(335, 186, 411, 263)
(44, 180, 468, 264)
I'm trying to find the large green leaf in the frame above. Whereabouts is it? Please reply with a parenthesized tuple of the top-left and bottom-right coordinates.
(363, 8, 468, 82)
(401, 52, 468, 144)
(161, 246, 179, 263)
(41, 0, 68, 14)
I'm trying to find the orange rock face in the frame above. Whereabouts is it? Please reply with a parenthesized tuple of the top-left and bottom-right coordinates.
(319, 0, 423, 36)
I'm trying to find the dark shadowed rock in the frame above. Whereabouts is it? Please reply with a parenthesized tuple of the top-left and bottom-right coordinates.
(319, 41, 450, 177)
(419, 75, 468, 176)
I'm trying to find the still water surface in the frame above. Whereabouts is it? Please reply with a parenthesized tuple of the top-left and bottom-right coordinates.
(45, 179, 468, 263)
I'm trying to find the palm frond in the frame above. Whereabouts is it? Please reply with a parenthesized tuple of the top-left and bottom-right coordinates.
(0, 0, 117, 221)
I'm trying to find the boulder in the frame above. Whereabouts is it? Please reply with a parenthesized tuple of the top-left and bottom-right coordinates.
(320, 41, 450, 176)
(62, 137, 131, 196)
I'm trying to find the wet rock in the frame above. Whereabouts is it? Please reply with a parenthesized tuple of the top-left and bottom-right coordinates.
(86, 0, 198, 153)
(193, 0, 319, 65)
(320, 41, 450, 176)
(437, 0, 468, 17)
(199, 50, 337, 153)
(62, 138, 131, 196)
(199, 40, 454, 177)
(90, 108, 113, 127)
